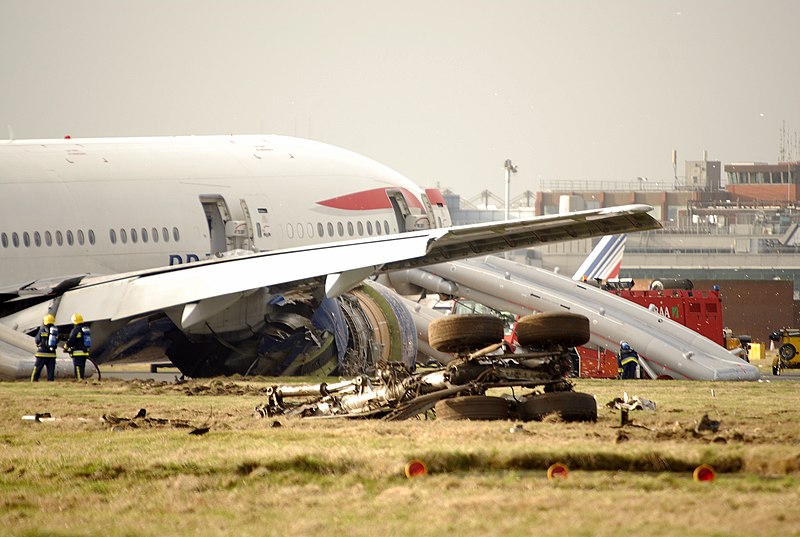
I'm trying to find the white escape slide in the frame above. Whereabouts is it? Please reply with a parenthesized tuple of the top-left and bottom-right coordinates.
(392, 255, 760, 381)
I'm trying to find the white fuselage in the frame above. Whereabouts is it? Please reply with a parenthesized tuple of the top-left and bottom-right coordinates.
(0, 134, 666, 380)
(0, 135, 450, 288)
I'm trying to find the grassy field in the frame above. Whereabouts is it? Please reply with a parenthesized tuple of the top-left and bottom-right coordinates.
(1, 372, 799, 537)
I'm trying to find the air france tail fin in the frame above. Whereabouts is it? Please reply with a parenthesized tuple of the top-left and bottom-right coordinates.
(572, 234, 626, 281)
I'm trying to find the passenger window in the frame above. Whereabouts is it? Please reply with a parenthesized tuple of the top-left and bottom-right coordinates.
(327, 222, 334, 237)
(120, 228, 128, 244)
(287, 224, 294, 239)
(45, 231, 52, 246)
(66, 230, 74, 246)
(375, 221, 382, 235)
(23, 232, 30, 247)
(172, 227, 180, 242)
(297, 223, 304, 239)
(110, 229, 117, 244)
(77, 230, 85, 245)
(55, 231, 63, 246)
(347, 222, 354, 236)
(162, 227, 169, 242)
(88, 229, 95, 245)
(1, 233, 7, 248)
(317, 223, 324, 237)
(357, 222, 364, 236)
(384, 221, 390, 235)
(34, 231, 42, 247)
(152, 227, 159, 243)
(12, 232, 19, 247)
(131, 228, 138, 243)
(367, 221, 373, 235)
(307, 223, 314, 238)
(141, 228, 148, 243)
(337, 222, 344, 237)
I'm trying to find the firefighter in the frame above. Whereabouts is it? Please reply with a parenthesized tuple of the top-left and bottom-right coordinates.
(618, 340, 640, 379)
(32, 314, 59, 382)
(65, 313, 91, 380)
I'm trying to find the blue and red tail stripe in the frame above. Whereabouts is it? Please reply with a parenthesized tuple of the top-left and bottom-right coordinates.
(572, 234, 626, 281)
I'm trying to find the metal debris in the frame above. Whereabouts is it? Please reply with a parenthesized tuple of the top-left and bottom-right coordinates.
(21, 412, 54, 422)
(254, 344, 587, 421)
(101, 408, 194, 430)
(694, 414, 721, 434)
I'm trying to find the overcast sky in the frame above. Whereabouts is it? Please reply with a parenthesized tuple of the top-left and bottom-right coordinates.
(1, 1, 798, 199)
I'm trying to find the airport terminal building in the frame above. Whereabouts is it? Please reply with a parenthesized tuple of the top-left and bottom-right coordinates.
(444, 158, 800, 341)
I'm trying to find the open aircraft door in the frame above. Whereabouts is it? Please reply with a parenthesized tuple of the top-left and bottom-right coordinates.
(234, 198, 255, 251)
(387, 189, 430, 233)
(200, 195, 254, 255)
(386, 190, 410, 233)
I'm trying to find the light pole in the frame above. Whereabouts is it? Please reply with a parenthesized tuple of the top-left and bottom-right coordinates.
(504, 159, 518, 220)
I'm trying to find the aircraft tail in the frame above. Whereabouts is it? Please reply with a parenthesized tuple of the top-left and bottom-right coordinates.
(572, 234, 626, 281)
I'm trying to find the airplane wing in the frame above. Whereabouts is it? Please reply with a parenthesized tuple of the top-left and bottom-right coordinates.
(51, 204, 659, 328)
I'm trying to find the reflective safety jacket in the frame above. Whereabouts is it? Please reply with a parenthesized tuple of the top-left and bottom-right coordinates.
(67, 324, 91, 357)
(34, 324, 59, 358)
(619, 348, 639, 367)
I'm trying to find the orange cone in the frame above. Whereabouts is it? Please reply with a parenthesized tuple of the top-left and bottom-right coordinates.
(693, 464, 716, 482)
(405, 459, 427, 478)
(547, 462, 569, 480)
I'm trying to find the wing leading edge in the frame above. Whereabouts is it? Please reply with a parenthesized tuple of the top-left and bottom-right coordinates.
(52, 204, 661, 326)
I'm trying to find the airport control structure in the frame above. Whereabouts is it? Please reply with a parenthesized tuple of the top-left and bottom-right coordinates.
(445, 153, 800, 347)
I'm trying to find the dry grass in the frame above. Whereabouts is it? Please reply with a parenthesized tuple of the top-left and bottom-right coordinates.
(1, 375, 799, 537)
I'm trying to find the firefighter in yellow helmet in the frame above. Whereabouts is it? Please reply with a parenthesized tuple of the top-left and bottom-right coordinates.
(32, 313, 59, 381)
(65, 313, 91, 380)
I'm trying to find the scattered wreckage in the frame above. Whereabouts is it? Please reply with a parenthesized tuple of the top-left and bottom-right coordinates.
(255, 312, 598, 422)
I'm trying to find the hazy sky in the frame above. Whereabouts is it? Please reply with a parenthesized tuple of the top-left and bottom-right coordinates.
(2, 1, 799, 198)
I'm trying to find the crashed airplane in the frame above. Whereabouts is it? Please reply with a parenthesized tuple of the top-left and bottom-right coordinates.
(0, 135, 660, 379)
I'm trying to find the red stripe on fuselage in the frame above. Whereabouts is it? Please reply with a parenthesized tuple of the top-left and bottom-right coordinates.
(425, 188, 447, 206)
(317, 187, 423, 211)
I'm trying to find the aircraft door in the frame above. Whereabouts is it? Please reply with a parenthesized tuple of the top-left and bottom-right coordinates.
(236, 198, 255, 251)
(386, 190, 410, 233)
(200, 196, 232, 255)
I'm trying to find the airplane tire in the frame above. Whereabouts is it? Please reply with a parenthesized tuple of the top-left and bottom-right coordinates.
(518, 392, 597, 422)
(428, 314, 505, 353)
(779, 343, 796, 361)
(434, 395, 510, 421)
(515, 312, 591, 348)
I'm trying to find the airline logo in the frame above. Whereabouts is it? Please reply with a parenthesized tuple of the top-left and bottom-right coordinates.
(169, 254, 203, 265)
(573, 234, 627, 281)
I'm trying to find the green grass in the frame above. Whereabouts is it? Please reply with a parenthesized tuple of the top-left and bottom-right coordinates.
(1, 376, 799, 536)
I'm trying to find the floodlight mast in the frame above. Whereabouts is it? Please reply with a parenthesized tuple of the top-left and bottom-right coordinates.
(504, 159, 518, 221)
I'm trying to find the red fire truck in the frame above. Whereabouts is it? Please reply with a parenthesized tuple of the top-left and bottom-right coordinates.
(575, 279, 728, 378)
